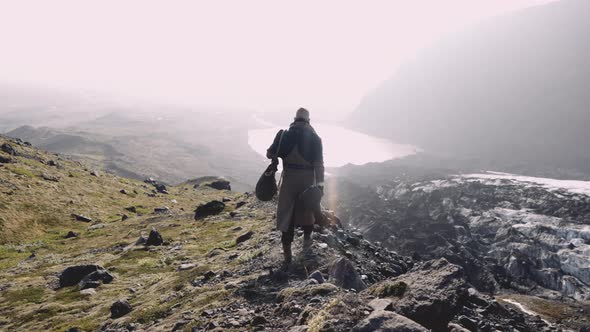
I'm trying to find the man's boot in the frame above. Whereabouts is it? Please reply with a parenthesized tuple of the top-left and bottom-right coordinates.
(282, 242, 292, 269)
(302, 235, 313, 255)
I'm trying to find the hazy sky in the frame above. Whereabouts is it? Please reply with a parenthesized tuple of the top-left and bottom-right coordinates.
(0, 0, 554, 118)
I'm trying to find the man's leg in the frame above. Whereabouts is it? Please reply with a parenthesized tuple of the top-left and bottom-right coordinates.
(302, 225, 313, 252)
(281, 220, 295, 266)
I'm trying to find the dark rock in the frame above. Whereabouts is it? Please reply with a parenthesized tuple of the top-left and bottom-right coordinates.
(65, 328, 81, 332)
(0, 155, 12, 163)
(308, 271, 325, 284)
(203, 270, 216, 281)
(172, 320, 191, 331)
(154, 206, 170, 214)
(65, 231, 79, 239)
(457, 315, 478, 331)
(194, 200, 225, 220)
(1, 143, 17, 156)
(236, 231, 254, 244)
(78, 270, 114, 289)
(125, 206, 138, 213)
(121, 214, 129, 221)
(352, 311, 428, 332)
(110, 299, 132, 318)
(59, 265, 103, 288)
(71, 214, 92, 222)
(251, 316, 268, 326)
(329, 257, 367, 291)
(155, 183, 168, 194)
(90, 170, 100, 177)
(146, 229, 164, 246)
(47, 160, 58, 166)
(207, 179, 231, 191)
(229, 211, 238, 218)
(236, 201, 247, 209)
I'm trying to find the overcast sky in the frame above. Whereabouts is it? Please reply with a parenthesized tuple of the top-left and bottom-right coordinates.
(0, 0, 554, 118)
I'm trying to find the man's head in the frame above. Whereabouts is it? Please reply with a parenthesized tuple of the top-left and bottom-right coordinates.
(294, 107, 310, 123)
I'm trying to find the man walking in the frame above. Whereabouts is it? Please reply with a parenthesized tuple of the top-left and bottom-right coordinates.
(266, 107, 324, 267)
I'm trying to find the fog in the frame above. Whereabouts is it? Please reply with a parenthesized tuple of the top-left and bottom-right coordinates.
(0, 0, 552, 118)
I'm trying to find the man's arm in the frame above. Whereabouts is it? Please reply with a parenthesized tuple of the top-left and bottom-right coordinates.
(313, 136, 325, 188)
(266, 130, 283, 159)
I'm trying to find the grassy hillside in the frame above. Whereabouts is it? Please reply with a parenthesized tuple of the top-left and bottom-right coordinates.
(0, 135, 274, 331)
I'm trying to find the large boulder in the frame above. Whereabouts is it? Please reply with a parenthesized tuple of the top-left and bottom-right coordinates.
(329, 257, 367, 291)
(352, 311, 428, 332)
(59, 265, 106, 288)
(194, 200, 225, 220)
(371, 258, 467, 331)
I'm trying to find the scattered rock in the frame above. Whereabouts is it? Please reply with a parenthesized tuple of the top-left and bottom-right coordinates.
(236, 231, 254, 244)
(90, 170, 100, 177)
(88, 223, 105, 230)
(146, 228, 164, 246)
(251, 316, 268, 326)
(71, 214, 92, 222)
(222, 197, 232, 202)
(1, 143, 17, 156)
(136, 236, 148, 245)
(155, 183, 168, 194)
(41, 173, 59, 182)
(65, 231, 79, 239)
(80, 288, 97, 296)
(121, 214, 129, 221)
(352, 311, 428, 332)
(236, 201, 247, 209)
(194, 200, 225, 220)
(329, 257, 367, 291)
(206, 179, 231, 191)
(178, 263, 196, 271)
(78, 270, 114, 290)
(368, 298, 393, 312)
(154, 206, 170, 214)
(308, 271, 325, 284)
(111, 299, 132, 319)
(0, 155, 12, 163)
(47, 160, 58, 166)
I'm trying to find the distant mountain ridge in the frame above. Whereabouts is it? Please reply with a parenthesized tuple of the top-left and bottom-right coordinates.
(350, 0, 590, 177)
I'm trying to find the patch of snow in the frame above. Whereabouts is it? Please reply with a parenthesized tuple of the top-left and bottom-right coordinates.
(461, 171, 590, 196)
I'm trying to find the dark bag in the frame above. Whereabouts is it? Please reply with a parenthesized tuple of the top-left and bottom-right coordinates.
(255, 130, 285, 201)
(255, 160, 279, 201)
(298, 185, 323, 212)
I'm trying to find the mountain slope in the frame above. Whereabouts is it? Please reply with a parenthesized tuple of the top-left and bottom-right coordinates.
(0, 135, 560, 331)
(350, 0, 590, 177)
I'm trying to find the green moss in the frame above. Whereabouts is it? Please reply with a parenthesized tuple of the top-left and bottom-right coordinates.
(0, 246, 29, 269)
(7, 166, 36, 178)
(370, 280, 407, 298)
(54, 287, 84, 304)
(3, 287, 45, 304)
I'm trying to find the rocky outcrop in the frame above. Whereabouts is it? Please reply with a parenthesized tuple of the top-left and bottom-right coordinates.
(206, 179, 231, 191)
(352, 311, 428, 332)
(59, 265, 112, 288)
(329, 257, 367, 291)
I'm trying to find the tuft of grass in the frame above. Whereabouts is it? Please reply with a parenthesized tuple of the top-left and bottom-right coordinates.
(308, 299, 341, 332)
(277, 283, 339, 302)
(54, 287, 84, 304)
(370, 280, 407, 298)
(7, 166, 36, 178)
(3, 287, 45, 304)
